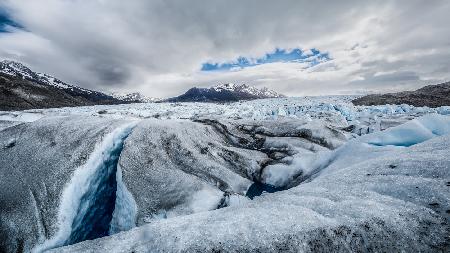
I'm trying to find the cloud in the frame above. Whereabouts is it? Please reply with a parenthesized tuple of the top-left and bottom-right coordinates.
(0, 0, 449, 97)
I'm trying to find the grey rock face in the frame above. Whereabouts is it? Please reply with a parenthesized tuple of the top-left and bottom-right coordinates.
(352, 81, 450, 107)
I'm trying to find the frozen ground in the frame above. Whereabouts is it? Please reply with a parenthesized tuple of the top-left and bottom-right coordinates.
(0, 96, 449, 252)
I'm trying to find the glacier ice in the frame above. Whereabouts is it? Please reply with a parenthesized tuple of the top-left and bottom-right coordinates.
(0, 116, 133, 253)
(0, 96, 449, 252)
(48, 114, 450, 252)
(109, 164, 137, 234)
(365, 114, 450, 146)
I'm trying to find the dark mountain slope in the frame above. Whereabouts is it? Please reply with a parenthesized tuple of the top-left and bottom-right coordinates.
(352, 81, 450, 107)
(0, 73, 118, 110)
(0, 60, 122, 111)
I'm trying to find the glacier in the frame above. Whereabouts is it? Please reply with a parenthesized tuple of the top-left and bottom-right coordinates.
(0, 96, 449, 252)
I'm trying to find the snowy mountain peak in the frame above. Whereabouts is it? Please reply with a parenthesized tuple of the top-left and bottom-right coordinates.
(0, 60, 38, 80)
(0, 60, 94, 93)
(211, 83, 285, 98)
(167, 83, 285, 102)
(212, 83, 239, 91)
(111, 92, 161, 103)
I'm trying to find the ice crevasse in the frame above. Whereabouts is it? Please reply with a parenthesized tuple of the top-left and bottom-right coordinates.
(32, 122, 138, 253)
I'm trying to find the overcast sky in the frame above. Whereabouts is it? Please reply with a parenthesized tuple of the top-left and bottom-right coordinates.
(0, 0, 449, 98)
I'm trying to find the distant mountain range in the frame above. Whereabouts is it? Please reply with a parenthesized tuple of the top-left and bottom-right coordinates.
(0, 60, 159, 111)
(0, 60, 125, 110)
(0, 60, 285, 111)
(166, 83, 285, 102)
(352, 81, 450, 107)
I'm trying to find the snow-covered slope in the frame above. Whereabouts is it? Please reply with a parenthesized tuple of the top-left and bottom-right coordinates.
(166, 83, 285, 102)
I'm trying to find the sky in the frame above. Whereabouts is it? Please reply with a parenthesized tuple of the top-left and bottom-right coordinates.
(0, 0, 449, 98)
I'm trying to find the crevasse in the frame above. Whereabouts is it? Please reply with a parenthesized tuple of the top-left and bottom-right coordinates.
(33, 122, 138, 253)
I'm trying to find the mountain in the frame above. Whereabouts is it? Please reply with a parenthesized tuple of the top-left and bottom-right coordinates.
(111, 92, 161, 103)
(0, 60, 123, 111)
(166, 83, 285, 102)
(352, 81, 450, 107)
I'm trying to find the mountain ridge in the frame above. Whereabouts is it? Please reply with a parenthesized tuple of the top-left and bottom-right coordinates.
(166, 83, 285, 102)
(111, 92, 161, 103)
(0, 60, 131, 110)
(352, 81, 450, 107)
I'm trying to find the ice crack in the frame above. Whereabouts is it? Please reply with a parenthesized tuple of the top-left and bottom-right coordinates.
(33, 122, 138, 252)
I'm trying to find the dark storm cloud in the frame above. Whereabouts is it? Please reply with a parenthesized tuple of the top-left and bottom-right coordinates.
(0, 0, 449, 97)
(0, 9, 23, 32)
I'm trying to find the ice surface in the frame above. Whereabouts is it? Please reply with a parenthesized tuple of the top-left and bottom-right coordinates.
(51, 125, 450, 252)
(260, 114, 450, 188)
(1, 96, 449, 252)
(42, 113, 448, 252)
(365, 114, 450, 147)
(189, 186, 223, 213)
(261, 151, 326, 188)
(0, 96, 447, 129)
(109, 164, 138, 234)
(117, 119, 264, 224)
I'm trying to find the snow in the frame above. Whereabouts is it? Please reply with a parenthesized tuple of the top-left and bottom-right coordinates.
(110, 92, 160, 103)
(213, 83, 238, 91)
(211, 83, 284, 98)
(189, 186, 223, 213)
(37, 73, 71, 89)
(0, 60, 34, 79)
(261, 151, 325, 188)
